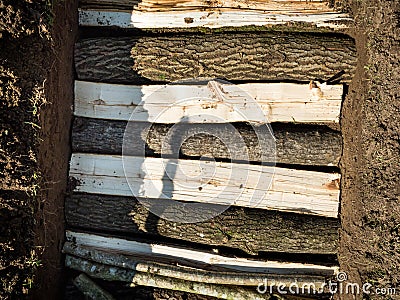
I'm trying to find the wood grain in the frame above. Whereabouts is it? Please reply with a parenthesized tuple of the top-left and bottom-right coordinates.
(79, 9, 352, 30)
(74, 81, 344, 123)
(65, 231, 339, 275)
(69, 153, 340, 217)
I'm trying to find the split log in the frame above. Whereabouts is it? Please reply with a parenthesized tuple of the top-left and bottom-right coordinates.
(65, 193, 339, 254)
(66, 255, 273, 300)
(65, 231, 339, 275)
(64, 243, 328, 288)
(80, 0, 340, 12)
(75, 34, 357, 84)
(73, 274, 116, 300)
(72, 118, 342, 166)
(74, 81, 344, 124)
(134, 0, 337, 12)
(69, 153, 340, 218)
(79, 9, 352, 31)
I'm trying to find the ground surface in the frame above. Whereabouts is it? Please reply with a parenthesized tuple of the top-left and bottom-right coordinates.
(0, 1, 52, 298)
(0, 0, 399, 299)
(0, 0, 76, 299)
(339, 0, 400, 298)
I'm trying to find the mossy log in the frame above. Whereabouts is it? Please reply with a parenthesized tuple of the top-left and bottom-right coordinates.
(65, 255, 273, 300)
(64, 243, 328, 288)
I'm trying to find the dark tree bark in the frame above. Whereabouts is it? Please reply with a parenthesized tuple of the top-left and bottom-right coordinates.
(65, 193, 339, 255)
(72, 117, 342, 166)
(75, 33, 356, 84)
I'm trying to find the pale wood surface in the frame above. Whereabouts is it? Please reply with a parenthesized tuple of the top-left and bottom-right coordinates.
(69, 153, 340, 217)
(79, 9, 352, 30)
(66, 231, 339, 275)
(80, 0, 338, 12)
(64, 243, 328, 287)
(135, 0, 335, 12)
(75, 81, 343, 123)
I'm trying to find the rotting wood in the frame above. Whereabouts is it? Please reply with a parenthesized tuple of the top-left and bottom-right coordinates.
(75, 34, 357, 84)
(69, 153, 340, 218)
(79, 9, 352, 31)
(65, 231, 339, 276)
(66, 255, 273, 300)
(74, 81, 344, 124)
(72, 118, 342, 166)
(64, 244, 328, 288)
(65, 193, 339, 254)
(73, 273, 116, 300)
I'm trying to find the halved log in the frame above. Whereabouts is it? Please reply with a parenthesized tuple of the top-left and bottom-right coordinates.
(134, 0, 338, 12)
(64, 244, 329, 287)
(72, 117, 342, 166)
(65, 231, 339, 275)
(66, 255, 272, 300)
(69, 153, 340, 217)
(79, 9, 352, 31)
(75, 34, 357, 84)
(80, 0, 340, 12)
(74, 81, 344, 124)
(65, 193, 339, 254)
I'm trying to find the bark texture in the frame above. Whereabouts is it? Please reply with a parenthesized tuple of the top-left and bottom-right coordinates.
(64, 243, 327, 287)
(66, 255, 272, 300)
(75, 33, 357, 84)
(65, 193, 339, 255)
(72, 117, 342, 166)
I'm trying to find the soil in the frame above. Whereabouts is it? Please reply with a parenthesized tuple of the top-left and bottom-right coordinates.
(0, 3, 51, 299)
(0, 0, 399, 299)
(338, 0, 400, 298)
(31, 1, 77, 299)
(0, 0, 77, 299)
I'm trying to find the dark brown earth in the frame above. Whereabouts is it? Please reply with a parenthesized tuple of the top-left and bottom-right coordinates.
(31, 1, 77, 299)
(0, 0, 399, 299)
(0, 0, 77, 299)
(338, 0, 400, 298)
(0, 1, 52, 298)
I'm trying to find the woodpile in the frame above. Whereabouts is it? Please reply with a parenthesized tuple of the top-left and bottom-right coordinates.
(66, 1, 354, 298)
